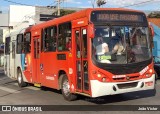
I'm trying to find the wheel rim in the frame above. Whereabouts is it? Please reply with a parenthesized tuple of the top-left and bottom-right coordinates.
(62, 79, 70, 96)
(18, 73, 22, 84)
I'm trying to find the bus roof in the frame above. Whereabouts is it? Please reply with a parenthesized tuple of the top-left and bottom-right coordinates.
(27, 8, 145, 31)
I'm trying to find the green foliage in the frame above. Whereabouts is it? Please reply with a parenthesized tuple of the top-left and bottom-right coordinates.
(60, 9, 76, 16)
(148, 12, 160, 18)
(97, 0, 106, 7)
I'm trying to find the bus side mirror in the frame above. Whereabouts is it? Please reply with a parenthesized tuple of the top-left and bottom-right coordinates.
(88, 24, 95, 38)
(149, 25, 154, 38)
(149, 25, 154, 48)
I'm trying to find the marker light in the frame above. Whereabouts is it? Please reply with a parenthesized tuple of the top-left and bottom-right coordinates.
(149, 69, 153, 73)
(102, 77, 106, 82)
(146, 74, 150, 77)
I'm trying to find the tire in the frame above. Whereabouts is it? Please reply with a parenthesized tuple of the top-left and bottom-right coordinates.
(17, 69, 27, 87)
(61, 75, 77, 101)
(155, 72, 158, 84)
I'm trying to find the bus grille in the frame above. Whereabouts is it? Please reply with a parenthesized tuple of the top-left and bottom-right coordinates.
(117, 82, 138, 89)
(113, 76, 139, 81)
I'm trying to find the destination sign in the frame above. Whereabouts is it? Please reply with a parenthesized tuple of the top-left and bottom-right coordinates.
(91, 11, 146, 23)
(97, 14, 142, 22)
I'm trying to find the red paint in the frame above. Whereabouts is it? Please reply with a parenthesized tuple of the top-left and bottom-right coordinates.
(21, 8, 154, 97)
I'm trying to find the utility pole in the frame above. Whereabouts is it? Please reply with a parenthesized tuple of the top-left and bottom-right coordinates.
(57, 0, 60, 16)
(91, 0, 96, 8)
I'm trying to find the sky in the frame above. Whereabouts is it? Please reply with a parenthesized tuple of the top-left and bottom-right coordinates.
(0, 0, 160, 12)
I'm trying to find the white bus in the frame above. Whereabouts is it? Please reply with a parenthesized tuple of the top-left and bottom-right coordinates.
(4, 29, 28, 85)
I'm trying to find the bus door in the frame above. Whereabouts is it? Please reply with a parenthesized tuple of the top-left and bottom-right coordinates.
(74, 27, 89, 94)
(9, 41, 16, 79)
(33, 38, 41, 83)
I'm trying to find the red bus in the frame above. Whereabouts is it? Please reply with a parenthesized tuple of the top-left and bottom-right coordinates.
(7, 8, 155, 101)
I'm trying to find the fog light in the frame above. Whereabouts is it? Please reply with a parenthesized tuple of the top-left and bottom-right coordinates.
(102, 77, 106, 82)
(113, 86, 117, 91)
(141, 82, 144, 88)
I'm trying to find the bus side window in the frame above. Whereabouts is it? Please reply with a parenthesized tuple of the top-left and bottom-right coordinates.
(58, 22, 72, 51)
(16, 34, 23, 54)
(24, 33, 31, 53)
(43, 26, 57, 52)
(5, 37, 11, 55)
(76, 31, 80, 58)
(82, 29, 87, 58)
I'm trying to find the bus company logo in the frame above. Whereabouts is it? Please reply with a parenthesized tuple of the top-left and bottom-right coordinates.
(2, 106, 11, 111)
(112, 75, 126, 79)
(77, 21, 84, 24)
(126, 76, 130, 80)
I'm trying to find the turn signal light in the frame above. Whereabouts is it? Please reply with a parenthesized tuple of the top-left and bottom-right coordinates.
(102, 77, 106, 82)
(145, 74, 151, 78)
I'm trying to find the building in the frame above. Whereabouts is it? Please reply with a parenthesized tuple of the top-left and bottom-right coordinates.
(6, 5, 81, 41)
(148, 18, 160, 59)
(0, 13, 9, 42)
(148, 18, 160, 28)
(0, 5, 82, 66)
(151, 24, 160, 57)
(0, 13, 9, 66)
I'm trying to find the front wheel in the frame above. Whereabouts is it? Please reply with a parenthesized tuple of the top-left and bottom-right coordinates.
(17, 70, 28, 87)
(155, 72, 158, 80)
(61, 75, 77, 101)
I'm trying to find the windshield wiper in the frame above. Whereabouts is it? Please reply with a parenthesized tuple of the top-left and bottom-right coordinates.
(131, 28, 138, 38)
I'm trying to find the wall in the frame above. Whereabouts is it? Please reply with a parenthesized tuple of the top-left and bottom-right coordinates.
(148, 18, 160, 28)
(152, 24, 160, 57)
(9, 5, 35, 27)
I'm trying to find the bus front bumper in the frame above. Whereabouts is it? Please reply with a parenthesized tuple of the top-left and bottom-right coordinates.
(90, 74, 155, 97)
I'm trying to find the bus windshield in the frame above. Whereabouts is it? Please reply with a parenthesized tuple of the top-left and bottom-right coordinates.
(92, 26, 151, 64)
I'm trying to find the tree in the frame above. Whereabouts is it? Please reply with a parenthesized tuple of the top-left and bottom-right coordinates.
(60, 9, 76, 16)
(148, 12, 160, 18)
(53, 9, 76, 16)
(97, 0, 106, 7)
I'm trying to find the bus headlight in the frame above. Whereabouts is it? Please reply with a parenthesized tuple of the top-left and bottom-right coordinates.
(149, 69, 153, 73)
(97, 73, 109, 82)
(97, 73, 102, 78)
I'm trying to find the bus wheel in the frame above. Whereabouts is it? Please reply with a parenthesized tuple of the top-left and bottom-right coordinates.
(61, 75, 77, 101)
(155, 72, 158, 81)
(17, 70, 27, 87)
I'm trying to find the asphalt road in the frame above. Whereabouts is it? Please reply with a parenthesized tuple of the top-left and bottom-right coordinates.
(0, 68, 160, 113)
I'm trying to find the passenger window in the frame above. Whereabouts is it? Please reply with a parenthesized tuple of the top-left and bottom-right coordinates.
(16, 34, 23, 54)
(44, 26, 57, 52)
(82, 29, 87, 58)
(24, 33, 31, 53)
(58, 22, 72, 51)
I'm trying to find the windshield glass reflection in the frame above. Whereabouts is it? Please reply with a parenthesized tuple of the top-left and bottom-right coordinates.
(92, 26, 151, 64)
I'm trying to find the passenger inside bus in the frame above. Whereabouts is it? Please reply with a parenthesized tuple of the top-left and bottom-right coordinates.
(108, 29, 123, 54)
(94, 31, 111, 63)
(66, 38, 72, 51)
(96, 37, 109, 55)
(45, 42, 50, 51)
(94, 28, 125, 63)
